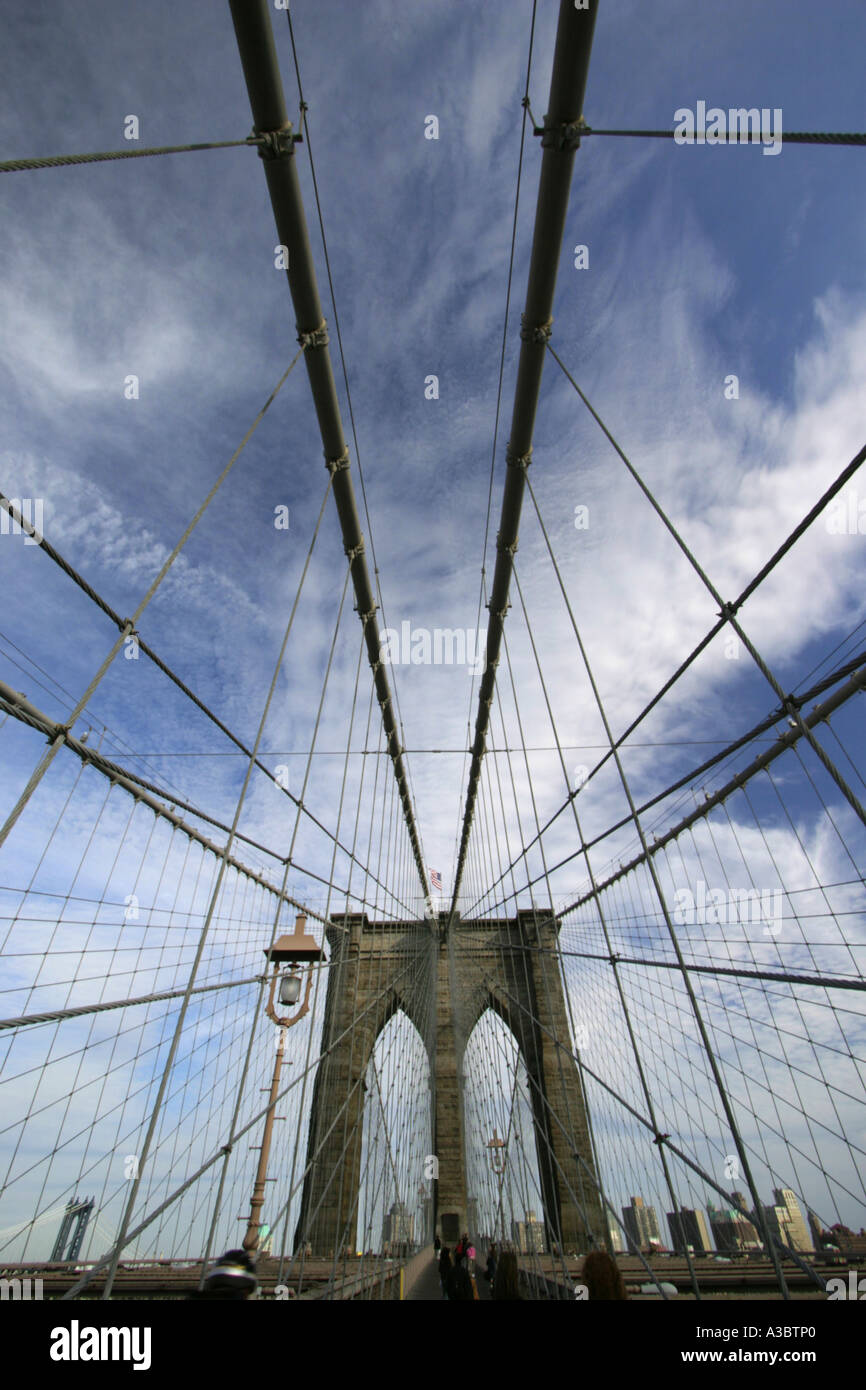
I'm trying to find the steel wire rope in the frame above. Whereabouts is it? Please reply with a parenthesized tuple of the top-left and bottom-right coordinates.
(198, 552, 362, 1276)
(453, 936, 673, 1295)
(0, 523, 413, 915)
(281, 672, 381, 1288)
(575, 126, 866, 146)
(0, 136, 266, 174)
(453, 2, 540, 898)
(468, 546, 792, 1292)
(544, 348, 866, 831)
(482, 586, 612, 1269)
(281, 627, 369, 1285)
(707, 802, 844, 1228)
(506, 564, 705, 1290)
(0, 351, 304, 853)
(81, 462, 344, 1297)
(463, 442, 866, 917)
(43, 945, 413, 1285)
(279, 5, 428, 885)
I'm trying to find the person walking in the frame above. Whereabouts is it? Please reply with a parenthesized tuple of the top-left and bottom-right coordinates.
(484, 1242, 497, 1286)
(438, 1245, 452, 1299)
(446, 1256, 474, 1301)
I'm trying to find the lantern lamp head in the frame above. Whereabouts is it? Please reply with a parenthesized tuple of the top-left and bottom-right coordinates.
(279, 972, 302, 1006)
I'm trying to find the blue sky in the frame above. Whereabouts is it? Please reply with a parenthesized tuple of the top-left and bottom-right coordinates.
(1, 0, 865, 1254)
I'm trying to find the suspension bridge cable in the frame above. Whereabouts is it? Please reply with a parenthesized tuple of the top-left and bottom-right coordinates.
(544, 347, 866, 831)
(0, 136, 267, 174)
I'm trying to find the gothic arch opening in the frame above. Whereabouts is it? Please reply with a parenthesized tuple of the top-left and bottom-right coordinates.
(356, 1008, 432, 1255)
(461, 1009, 545, 1249)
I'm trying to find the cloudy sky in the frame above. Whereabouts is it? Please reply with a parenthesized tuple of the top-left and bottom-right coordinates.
(1, 0, 864, 1255)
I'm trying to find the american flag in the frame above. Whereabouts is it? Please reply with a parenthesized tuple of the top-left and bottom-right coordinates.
(429, 868, 442, 892)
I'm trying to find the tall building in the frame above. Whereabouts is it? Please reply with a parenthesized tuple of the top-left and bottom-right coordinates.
(607, 1216, 623, 1253)
(382, 1201, 414, 1248)
(771, 1189, 811, 1252)
(622, 1196, 661, 1252)
(511, 1209, 545, 1254)
(667, 1208, 712, 1254)
(708, 1205, 761, 1254)
(808, 1210, 826, 1252)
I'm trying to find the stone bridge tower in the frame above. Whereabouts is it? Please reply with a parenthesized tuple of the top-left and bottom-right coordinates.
(295, 908, 606, 1256)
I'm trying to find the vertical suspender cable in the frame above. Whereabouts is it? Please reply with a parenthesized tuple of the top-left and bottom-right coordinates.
(449, 0, 600, 919)
(227, 0, 428, 900)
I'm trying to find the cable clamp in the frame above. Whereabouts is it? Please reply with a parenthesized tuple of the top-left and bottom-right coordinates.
(220, 1142, 233, 1156)
(254, 124, 296, 161)
(344, 538, 365, 562)
(781, 697, 803, 733)
(505, 443, 533, 469)
(519, 315, 552, 345)
(652, 1132, 670, 1147)
(370, 659, 383, 675)
(359, 606, 378, 625)
(496, 531, 518, 556)
(609, 952, 621, 965)
(325, 446, 351, 474)
(717, 600, 739, 622)
(297, 319, 329, 351)
(538, 115, 587, 151)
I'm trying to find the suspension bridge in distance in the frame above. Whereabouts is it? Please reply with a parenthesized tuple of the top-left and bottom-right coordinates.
(1, 0, 864, 1303)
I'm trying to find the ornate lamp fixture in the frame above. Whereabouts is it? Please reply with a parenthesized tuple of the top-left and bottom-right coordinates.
(487, 1128, 506, 1174)
(264, 913, 322, 1028)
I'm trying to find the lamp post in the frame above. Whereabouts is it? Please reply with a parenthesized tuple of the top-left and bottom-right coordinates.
(243, 913, 322, 1255)
(487, 1128, 507, 1245)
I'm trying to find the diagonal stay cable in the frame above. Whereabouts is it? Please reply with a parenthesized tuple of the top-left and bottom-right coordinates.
(449, 0, 601, 918)
(573, 125, 866, 147)
(456, 0, 539, 889)
(94, 473, 346, 1299)
(0, 350, 303, 853)
(464, 645, 866, 921)
(229, 0, 428, 897)
(462, 433, 866, 916)
(545, 344, 866, 830)
(0, 136, 270, 174)
(0, 487, 409, 911)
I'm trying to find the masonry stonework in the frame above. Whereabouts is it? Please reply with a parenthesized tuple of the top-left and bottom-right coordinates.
(295, 909, 606, 1256)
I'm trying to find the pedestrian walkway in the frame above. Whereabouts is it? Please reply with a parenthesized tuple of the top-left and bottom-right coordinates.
(405, 1252, 444, 1301)
(404, 1249, 493, 1300)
